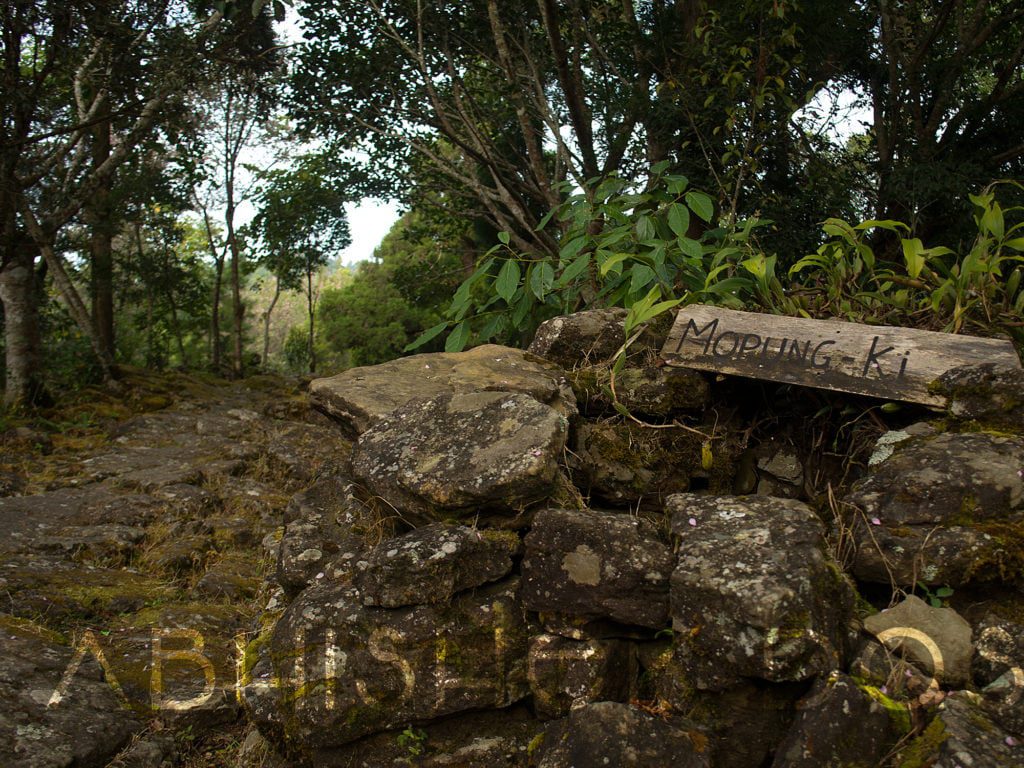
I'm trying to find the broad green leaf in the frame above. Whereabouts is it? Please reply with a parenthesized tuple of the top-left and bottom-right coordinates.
(559, 235, 588, 263)
(557, 253, 591, 286)
(497, 231, 510, 245)
(668, 203, 691, 239)
(902, 238, 925, 279)
(495, 259, 521, 303)
(677, 237, 703, 261)
(529, 261, 556, 301)
(403, 321, 448, 352)
(630, 264, 656, 293)
(535, 208, 556, 231)
(685, 191, 714, 223)
(511, 291, 533, 328)
(982, 204, 1005, 238)
(636, 215, 656, 241)
(600, 252, 631, 276)
(445, 321, 469, 352)
(1002, 237, 1024, 252)
(853, 219, 910, 232)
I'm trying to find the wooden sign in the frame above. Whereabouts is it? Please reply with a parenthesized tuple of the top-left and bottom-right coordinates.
(661, 305, 1021, 406)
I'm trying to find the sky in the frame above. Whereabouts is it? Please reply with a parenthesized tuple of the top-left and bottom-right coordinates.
(338, 199, 402, 265)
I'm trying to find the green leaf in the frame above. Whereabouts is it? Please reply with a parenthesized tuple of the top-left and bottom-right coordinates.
(495, 259, 521, 303)
(935, 586, 954, 598)
(853, 219, 910, 232)
(497, 231, 510, 245)
(668, 203, 691, 239)
(677, 237, 703, 261)
(535, 208, 556, 231)
(982, 204, 1005, 238)
(902, 238, 926, 279)
(685, 191, 714, 223)
(557, 253, 591, 286)
(559, 235, 588, 263)
(445, 321, 469, 352)
(478, 313, 507, 342)
(630, 264, 656, 294)
(636, 215, 656, 241)
(600, 252, 631, 276)
(530, 261, 556, 301)
(403, 321, 448, 352)
(511, 291, 533, 328)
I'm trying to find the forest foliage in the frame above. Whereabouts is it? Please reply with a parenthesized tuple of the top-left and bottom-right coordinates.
(1, 0, 1023, 407)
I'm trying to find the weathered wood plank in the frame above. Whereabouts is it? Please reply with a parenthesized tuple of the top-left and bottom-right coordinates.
(661, 305, 1021, 406)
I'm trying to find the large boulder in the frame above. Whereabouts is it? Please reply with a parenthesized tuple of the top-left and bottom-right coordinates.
(244, 577, 533, 752)
(528, 308, 669, 369)
(309, 344, 576, 437)
(844, 431, 1024, 586)
(352, 392, 569, 521)
(0, 614, 142, 768)
(520, 508, 674, 629)
(771, 672, 909, 768)
(535, 701, 710, 768)
(353, 523, 520, 608)
(667, 494, 854, 688)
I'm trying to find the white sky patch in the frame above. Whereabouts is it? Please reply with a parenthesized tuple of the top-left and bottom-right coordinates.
(337, 199, 402, 265)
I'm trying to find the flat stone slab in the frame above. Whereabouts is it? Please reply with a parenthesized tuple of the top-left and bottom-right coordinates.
(520, 507, 673, 629)
(354, 523, 520, 607)
(310, 344, 576, 437)
(844, 431, 1024, 586)
(352, 391, 568, 519)
(667, 494, 854, 688)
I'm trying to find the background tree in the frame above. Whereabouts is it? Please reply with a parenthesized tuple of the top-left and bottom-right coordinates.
(250, 152, 351, 373)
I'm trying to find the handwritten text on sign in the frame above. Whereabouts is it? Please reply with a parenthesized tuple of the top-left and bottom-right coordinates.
(661, 305, 1021, 406)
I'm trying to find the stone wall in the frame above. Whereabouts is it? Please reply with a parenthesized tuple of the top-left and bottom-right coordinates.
(248, 310, 1024, 767)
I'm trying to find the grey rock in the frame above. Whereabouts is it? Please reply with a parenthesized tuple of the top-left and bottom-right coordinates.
(521, 508, 673, 629)
(891, 694, 1023, 767)
(535, 701, 710, 768)
(863, 596, 973, 688)
(352, 392, 568, 520)
(310, 344, 575, 437)
(845, 431, 1024, 587)
(527, 633, 637, 719)
(771, 672, 908, 768)
(0, 614, 142, 768)
(528, 308, 668, 368)
(0, 470, 25, 497)
(974, 613, 1024, 689)
(311, 706, 544, 768)
(981, 671, 1024, 738)
(355, 523, 519, 607)
(276, 475, 370, 597)
(667, 494, 854, 688)
(247, 577, 532, 751)
(936, 362, 1024, 430)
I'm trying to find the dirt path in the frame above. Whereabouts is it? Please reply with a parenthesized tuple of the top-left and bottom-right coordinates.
(0, 370, 348, 767)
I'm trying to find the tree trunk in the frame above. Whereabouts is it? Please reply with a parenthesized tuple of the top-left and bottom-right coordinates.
(0, 244, 45, 407)
(262, 275, 281, 368)
(225, 190, 244, 378)
(86, 106, 115, 359)
(306, 266, 316, 374)
(211, 256, 224, 372)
